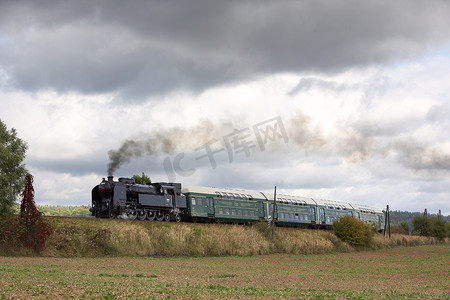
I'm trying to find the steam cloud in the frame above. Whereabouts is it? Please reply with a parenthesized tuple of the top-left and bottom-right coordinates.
(107, 111, 450, 176)
(107, 119, 217, 175)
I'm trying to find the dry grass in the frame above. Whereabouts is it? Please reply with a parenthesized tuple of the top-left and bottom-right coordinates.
(0, 216, 447, 257)
(370, 233, 441, 248)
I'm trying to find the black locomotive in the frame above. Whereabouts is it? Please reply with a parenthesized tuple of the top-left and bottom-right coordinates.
(91, 176, 186, 222)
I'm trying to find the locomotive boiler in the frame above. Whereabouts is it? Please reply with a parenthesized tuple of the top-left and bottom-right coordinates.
(91, 176, 186, 222)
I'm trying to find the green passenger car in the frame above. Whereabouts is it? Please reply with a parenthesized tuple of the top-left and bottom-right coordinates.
(313, 199, 354, 226)
(181, 185, 385, 230)
(262, 193, 318, 227)
(350, 204, 385, 229)
(182, 186, 265, 223)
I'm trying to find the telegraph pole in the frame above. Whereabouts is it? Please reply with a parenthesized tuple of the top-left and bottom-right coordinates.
(272, 186, 277, 233)
(384, 204, 391, 239)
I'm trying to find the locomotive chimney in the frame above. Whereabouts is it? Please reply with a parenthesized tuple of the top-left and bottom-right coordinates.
(107, 175, 114, 183)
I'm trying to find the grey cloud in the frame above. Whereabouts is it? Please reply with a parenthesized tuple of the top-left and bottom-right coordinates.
(287, 111, 450, 173)
(288, 77, 344, 96)
(335, 128, 450, 173)
(27, 156, 106, 176)
(394, 139, 450, 171)
(287, 111, 326, 150)
(426, 102, 450, 124)
(1, 0, 450, 99)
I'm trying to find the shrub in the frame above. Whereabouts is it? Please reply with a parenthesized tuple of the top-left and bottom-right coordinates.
(412, 216, 448, 241)
(391, 226, 408, 235)
(332, 215, 373, 246)
(399, 221, 410, 235)
(0, 216, 20, 247)
(391, 222, 410, 235)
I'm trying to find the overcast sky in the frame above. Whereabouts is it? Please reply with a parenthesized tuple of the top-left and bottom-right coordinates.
(1, 0, 449, 215)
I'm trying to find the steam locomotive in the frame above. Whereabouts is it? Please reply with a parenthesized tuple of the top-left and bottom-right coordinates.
(91, 176, 186, 222)
(91, 176, 385, 229)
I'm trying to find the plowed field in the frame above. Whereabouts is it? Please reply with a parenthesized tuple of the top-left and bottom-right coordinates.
(1, 244, 448, 299)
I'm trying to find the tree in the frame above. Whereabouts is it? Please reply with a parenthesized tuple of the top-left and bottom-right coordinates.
(132, 172, 151, 184)
(19, 174, 52, 252)
(0, 119, 28, 218)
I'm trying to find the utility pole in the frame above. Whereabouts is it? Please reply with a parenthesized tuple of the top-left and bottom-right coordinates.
(272, 186, 277, 233)
(384, 204, 390, 239)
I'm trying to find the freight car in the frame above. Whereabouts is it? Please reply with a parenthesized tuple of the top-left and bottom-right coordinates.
(91, 176, 385, 230)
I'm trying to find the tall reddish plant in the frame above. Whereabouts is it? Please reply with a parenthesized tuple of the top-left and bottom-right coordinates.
(19, 174, 52, 252)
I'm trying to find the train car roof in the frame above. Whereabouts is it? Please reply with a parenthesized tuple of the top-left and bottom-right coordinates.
(182, 186, 383, 213)
(350, 203, 384, 214)
(182, 186, 265, 199)
(312, 198, 354, 210)
(262, 192, 317, 205)
(313, 198, 382, 213)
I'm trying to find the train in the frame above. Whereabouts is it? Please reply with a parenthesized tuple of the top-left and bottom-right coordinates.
(91, 176, 385, 230)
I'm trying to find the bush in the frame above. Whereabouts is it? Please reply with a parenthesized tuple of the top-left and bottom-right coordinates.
(391, 222, 410, 235)
(332, 215, 373, 246)
(412, 216, 448, 241)
(399, 221, 410, 235)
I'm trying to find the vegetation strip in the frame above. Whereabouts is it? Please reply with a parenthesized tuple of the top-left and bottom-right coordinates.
(2, 216, 446, 257)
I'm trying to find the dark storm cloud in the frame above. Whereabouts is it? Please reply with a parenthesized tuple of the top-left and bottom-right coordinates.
(1, 0, 450, 99)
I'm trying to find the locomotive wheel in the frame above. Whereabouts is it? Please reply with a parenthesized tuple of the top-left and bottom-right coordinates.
(137, 210, 146, 221)
(175, 214, 181, 222)
(147, 211, 156, 221)
(108, 210, 115, 219)
(164, 213, 171, 222)
(156, 211, 164, 222)
(127, 209, 137, 220)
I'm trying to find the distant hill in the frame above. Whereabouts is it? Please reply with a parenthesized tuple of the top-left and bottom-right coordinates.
(389, 210, 450, 226)
(13, 205, 91, 218)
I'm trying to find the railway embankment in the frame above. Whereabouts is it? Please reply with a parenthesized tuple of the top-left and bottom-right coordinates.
(0, 216, 446, 257)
